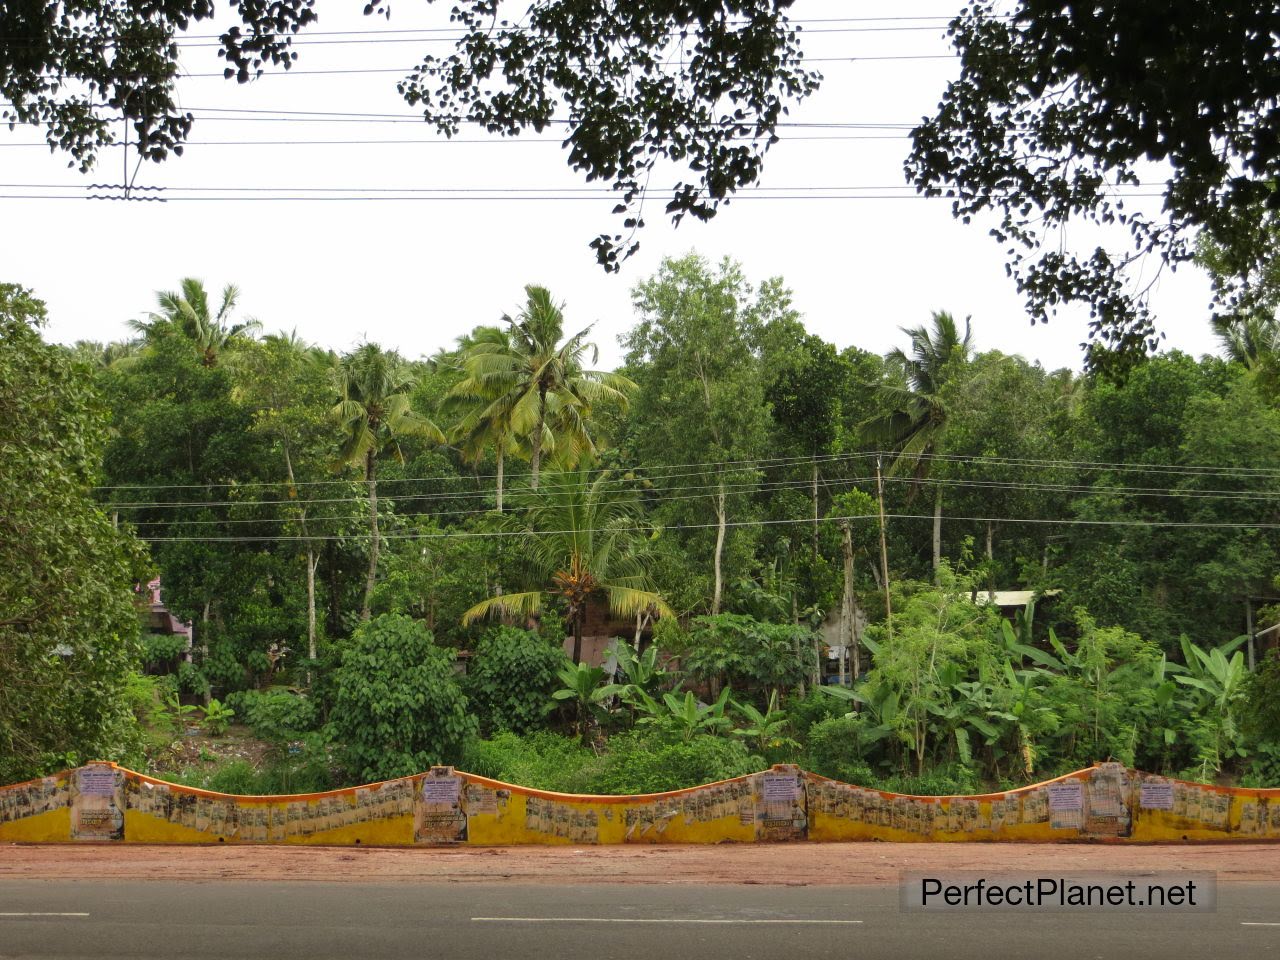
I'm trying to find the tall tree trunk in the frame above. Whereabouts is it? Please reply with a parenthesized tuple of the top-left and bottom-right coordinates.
(361, 450, 378, 622)
(875, 458, 892, 637)
(305, 547, 318, 676)
(811, 459, 820, 558)
(495, 445, 505, 513)
(530, 387, 547, 490)
(712, 481, 726, 615)
(932, 483, 943, 580)
(841, 520, 858, 683)
(572, 606, 584, 664)
(283, 445, 317, 671)
(985, 520, 996, 597)
(633, 611, 650, 652)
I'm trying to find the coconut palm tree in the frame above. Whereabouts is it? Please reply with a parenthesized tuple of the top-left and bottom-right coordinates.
(332, 344, 444, 620)
(67, 339, 144, 370)
(461, 466, 672, 663)
(1212, 313, 1280, 369)
(863, 311, 974, 577)
(456, 285, 635, 489)
(440, 326, 524, 512)
(132, 278, 261, 367)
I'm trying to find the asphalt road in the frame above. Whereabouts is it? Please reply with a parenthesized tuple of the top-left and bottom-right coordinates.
(0, 880, 1277, 960)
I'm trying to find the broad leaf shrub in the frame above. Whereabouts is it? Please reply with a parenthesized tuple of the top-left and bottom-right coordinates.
(227, 689, 319, 742)
(666, 613, 814, 700)
(329, 615, 476, 782)
(0, 286, 151, 783)
(141, 633, 188, 672)
(464, 627, 565, 735)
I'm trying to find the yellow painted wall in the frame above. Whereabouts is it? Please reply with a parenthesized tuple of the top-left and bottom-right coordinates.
(2, 762, 1278, 845)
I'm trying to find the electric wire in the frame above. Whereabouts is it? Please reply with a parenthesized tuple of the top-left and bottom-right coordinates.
(134, 511, 1280, 544)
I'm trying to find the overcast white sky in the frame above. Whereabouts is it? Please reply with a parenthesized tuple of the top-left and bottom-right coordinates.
(2, 1, 1221, 370)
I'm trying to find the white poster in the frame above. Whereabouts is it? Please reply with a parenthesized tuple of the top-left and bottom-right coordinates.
(1047, 781, 1084, 811)
(1140, 781, 1175, 811)
(762, 775, 799, 804)
(422, 777, 462, 805)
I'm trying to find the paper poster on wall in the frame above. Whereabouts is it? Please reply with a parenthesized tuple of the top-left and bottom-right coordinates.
(77, 767, 117, 797)
(1047, 781, 1083, 830)
(1139, 781, 1175, 810)
(465, 785, 499, 816)
(415, 771, 466, 844)
(423, 777, 462, 805)
(71, 766, 124, 840)
(1047, 781, 1083, 811)
(762, 775, 800, 804)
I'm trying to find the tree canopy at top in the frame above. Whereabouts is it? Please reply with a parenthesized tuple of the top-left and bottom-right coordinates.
(3, 0, 818, 269)
(907, 1, 1280, 375)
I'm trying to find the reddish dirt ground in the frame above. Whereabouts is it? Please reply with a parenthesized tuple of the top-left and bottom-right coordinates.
(4, 842, 1280, 885)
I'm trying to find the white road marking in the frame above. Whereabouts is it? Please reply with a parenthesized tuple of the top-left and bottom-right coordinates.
(1242, 922, 1280, 926)
(472, 917, 862, 924)
(0, 913, 90, 918)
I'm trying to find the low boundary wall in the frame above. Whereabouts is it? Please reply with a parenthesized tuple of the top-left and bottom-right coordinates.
(0, 762, 1275, 845)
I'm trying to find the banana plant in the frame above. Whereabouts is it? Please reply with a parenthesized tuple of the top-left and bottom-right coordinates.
(1131, 654, 1184, 772)
(731, 690, 799, 755)
(1175, 635, 1250, 773)
(819, 682, 899, 758)
(605, 638, 669, 705)
(923, 665, 1001, 771)
(987, 659, 1060, 778)
(164, 693, 200, 736)
(997, 618, 1064, 670)
(640, 687, 734, 742)
(552, 661, 623, 745)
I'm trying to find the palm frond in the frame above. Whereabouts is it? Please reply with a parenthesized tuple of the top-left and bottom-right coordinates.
(461, 591, 546, 625)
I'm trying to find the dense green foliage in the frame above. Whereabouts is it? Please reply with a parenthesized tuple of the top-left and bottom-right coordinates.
(6, 246, 1280, 792)
(463, 628, 564, 736)
(0, 285, 149, 783)
(329, 615, 475, 782)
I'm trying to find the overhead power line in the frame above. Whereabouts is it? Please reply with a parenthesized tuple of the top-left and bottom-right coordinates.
(135, 511, 1280, 544)
(0, 14, 983, 45)
(0, 134, 912, 149)
(92, 450, 1280, 498)
(92, 451, 875, 493)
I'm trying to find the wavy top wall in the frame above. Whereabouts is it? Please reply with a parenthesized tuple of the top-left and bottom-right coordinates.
(0, 762, 1275, 845)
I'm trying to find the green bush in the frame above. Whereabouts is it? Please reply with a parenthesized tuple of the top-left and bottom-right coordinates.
(461, 731, 599, 793)
(1241, 741, 1280, 788)
(229, 689, 318, 742)
(329, 614, 476, 782)
(142, 633, 188, 670)
(666, 613, 815, 699)
(880, 767, 978, 797)
(464, 627, 565, 735)
(805, 716, 876, 786)
(170, 745, 336, 796)
(784, 689, 845, 741)
(177, 661, 210, 698)
(1243, 655, 1280, 742)
(204, 760, 260, 795)
(589, 731, 766, 794)
(201, 698, 235, 736)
